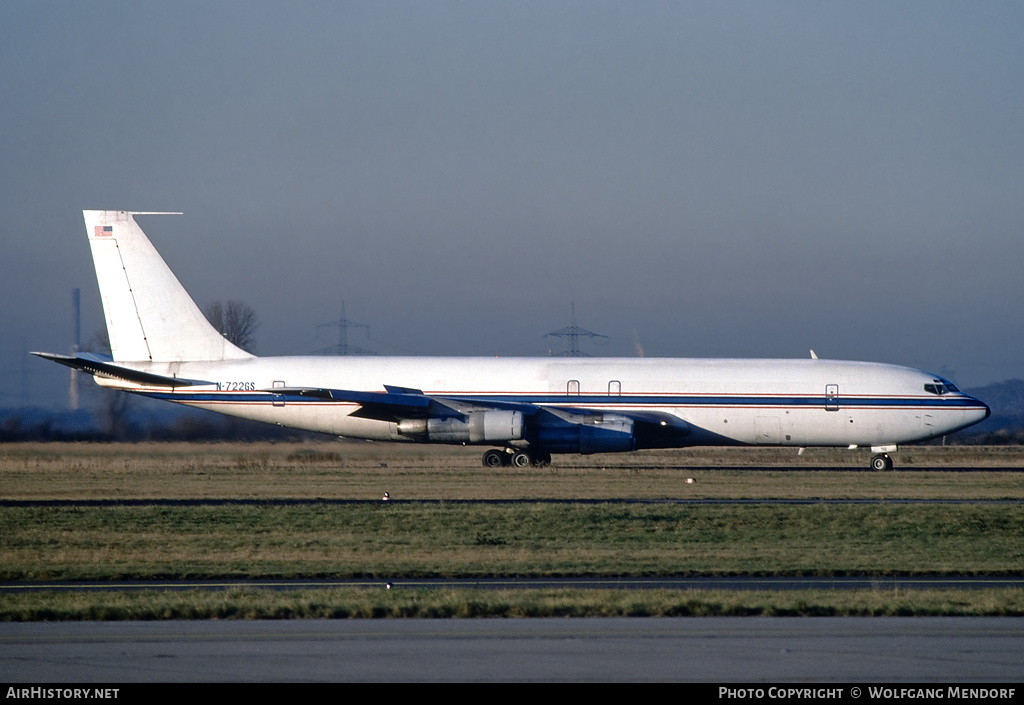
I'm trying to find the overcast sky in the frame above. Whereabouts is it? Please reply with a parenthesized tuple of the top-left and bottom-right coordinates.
(3, 1, 1023, 409)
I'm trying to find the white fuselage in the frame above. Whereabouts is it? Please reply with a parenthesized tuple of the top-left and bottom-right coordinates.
(46, 212, 990, 467)
(102, 355, 989, 449)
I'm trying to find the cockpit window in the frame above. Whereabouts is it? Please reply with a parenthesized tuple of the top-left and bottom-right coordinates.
(924, 379, 959, 395)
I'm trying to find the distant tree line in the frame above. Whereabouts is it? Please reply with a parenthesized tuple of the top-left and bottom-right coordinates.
(205, 300, 259, 353)
(949, 427, 1024, 446)
(0, 409, 325, 443)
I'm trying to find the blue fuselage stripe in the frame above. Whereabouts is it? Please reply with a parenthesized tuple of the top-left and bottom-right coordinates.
(137, 390, 987, 411)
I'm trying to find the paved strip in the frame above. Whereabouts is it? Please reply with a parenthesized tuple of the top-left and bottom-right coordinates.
(3, 618, 1023, 681)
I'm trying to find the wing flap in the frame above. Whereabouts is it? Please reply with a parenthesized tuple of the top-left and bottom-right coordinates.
(265, 386, 454, 422)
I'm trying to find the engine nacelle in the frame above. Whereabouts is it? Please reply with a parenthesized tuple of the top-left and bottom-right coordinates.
(398, 410, 524, 444)
(534, 414, 636, 454)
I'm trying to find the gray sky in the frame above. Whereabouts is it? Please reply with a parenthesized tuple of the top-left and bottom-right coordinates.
(3, 1, 1023, 409)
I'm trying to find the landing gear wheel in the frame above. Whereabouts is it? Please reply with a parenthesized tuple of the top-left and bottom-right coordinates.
(530, 451, 552, 467)
(510, 450, 532, 468)
(482, 449, 508, 468)
(870, 453, 894, 471)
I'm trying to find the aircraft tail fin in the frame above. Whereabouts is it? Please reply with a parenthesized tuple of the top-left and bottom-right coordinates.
(83, 210, 254, 362)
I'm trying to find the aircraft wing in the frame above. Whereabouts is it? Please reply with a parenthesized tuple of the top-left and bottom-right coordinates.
(266, 385, 691, 444)
(265, 385, 540, 423)
(31, 352, 213, 388)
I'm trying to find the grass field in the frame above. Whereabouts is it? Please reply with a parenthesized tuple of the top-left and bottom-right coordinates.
(3, 503, 1023, 580)
(3, 441, 1024, 501)
(1, 441, 1022, 619)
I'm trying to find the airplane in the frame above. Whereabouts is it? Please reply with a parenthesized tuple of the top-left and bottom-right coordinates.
(35, 210, 990, 471)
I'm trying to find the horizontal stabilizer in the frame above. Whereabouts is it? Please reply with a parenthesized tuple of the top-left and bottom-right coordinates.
(32, 352, 212, 388)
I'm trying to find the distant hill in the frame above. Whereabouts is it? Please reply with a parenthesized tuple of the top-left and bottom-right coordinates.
(962, 379, 1024, 443)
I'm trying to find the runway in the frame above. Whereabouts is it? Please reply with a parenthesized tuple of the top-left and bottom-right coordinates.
(3, 617, 1023, 682)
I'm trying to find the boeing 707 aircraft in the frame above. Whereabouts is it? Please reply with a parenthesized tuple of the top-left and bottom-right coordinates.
(35, 211, 990, 470)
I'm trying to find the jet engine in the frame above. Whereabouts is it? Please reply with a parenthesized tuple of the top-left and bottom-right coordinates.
(398, 410, 524, 444)
(533, 414, 636, 454)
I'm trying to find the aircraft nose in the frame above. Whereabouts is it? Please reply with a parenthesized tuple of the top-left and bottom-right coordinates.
(967, 395, 991, 423)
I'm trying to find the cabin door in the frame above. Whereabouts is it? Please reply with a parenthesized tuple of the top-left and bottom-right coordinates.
(825, 384, 839, 411)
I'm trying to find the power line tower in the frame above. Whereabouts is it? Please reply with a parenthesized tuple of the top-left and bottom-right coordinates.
(545, 303, 607, 357)
(313, 302, 376, 355)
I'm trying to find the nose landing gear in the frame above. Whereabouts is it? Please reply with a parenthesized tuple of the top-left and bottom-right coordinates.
(870, 453, 894, 471)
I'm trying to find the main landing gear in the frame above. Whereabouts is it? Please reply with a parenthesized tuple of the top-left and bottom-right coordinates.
(482, 447, 552, 468)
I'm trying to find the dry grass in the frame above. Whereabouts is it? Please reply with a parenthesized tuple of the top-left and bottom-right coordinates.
(1, 442, 1023, 501)
(4, 587, 1024, 621)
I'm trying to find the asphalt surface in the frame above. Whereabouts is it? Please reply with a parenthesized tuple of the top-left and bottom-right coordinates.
(3, 617, 1023, 682)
